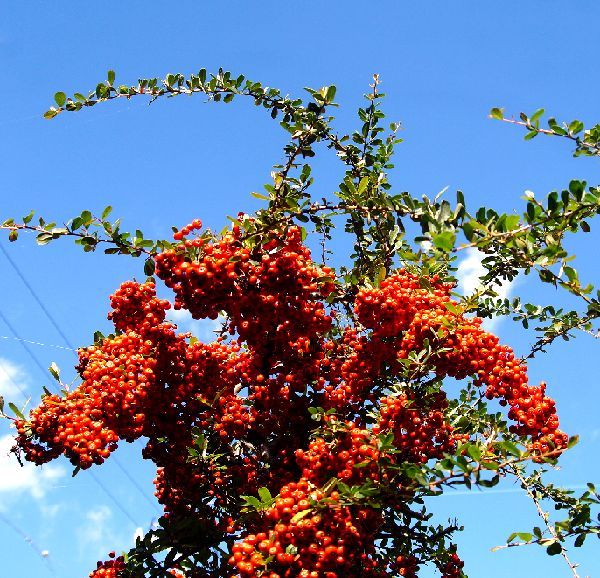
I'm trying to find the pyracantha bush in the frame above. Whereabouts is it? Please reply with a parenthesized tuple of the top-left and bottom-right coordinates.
(5, 67, 599, 578)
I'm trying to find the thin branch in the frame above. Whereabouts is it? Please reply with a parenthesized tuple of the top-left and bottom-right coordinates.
(511, 466, 581, 578)
(493, 115, 600, 157)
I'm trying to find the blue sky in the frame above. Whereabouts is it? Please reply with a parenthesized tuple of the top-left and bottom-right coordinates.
(0, 2, 599, 577)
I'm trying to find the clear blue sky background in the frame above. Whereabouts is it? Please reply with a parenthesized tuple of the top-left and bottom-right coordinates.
(0, 2, 599, 577)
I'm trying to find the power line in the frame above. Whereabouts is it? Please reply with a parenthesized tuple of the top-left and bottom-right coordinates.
(0, 335, 75, 351)
(1, 241, 161, 513)
(0, 243, 77, 351)
(88, 470, 140, 528)
(113, 458, 159, 511)
(0, 511, 57, 576)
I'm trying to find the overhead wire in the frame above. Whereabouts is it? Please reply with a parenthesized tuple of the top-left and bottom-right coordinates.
(113, 458, 159, 511)
(0, 510, 57, 576)
(88, 470, 141, 528)
(0, 334, 76, 351)
(0, 242, 78, 351)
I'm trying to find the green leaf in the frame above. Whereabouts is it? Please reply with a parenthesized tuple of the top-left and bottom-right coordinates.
(291, 509, 313, 523)
(530, 108, 545, 123)
(8, 402, 25, 420)
(432, 231, 456, 252)
(490, 107, 504, 120)
(36, 232, 53, 246)
(466, 444, 481, 462)
(568, 180, 585, 196)
(54, 92, 67, 107)
(44, 109, 59, 120)
(80, 210, 93, 226)
(258, 487, 272, 504)
(524, 130, 538, 141)
(107, 70, 115, 85)
(498, 441, 522, 457)
(546, 541, 562, 556)
(144, 258, 156, 276)
(378, 432, 395, 450)
(462, 221, 474, 241)
(325, 85, 337, 103)
(374, 266, 386, 287)
(504, 214, 521, 230)
(357, 176, 369, 195)
(48, 362, 60, 382)
(563, 267, 578, 284)
(101, 206, 113, 220)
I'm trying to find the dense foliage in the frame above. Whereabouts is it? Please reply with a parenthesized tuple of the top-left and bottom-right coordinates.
(2, 69, 599, 578)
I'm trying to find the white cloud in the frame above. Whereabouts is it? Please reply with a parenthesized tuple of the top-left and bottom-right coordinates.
(132, 526, 144, 544)
(79, 507, 149, 559)
(0, 357, 29, 400)
(78, 505, 114, 558)
(0, 434, 65, 502)
(456, 248, 515, 331)
(167, 309, 225, 342)
(40, 503, 63, 519)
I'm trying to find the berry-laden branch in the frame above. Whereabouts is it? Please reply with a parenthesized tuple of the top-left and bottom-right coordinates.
(1, 69, 598, 578)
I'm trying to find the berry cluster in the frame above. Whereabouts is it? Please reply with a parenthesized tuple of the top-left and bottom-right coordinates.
(230, 479, 384, 578)
(355, 272, 453, 338)
(155, 224, 334, 361)
(353, 270, 568, 455)
(295, 419, 382, 485)
(16, 331, 157, 468)
(374, 392, 463, 464)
